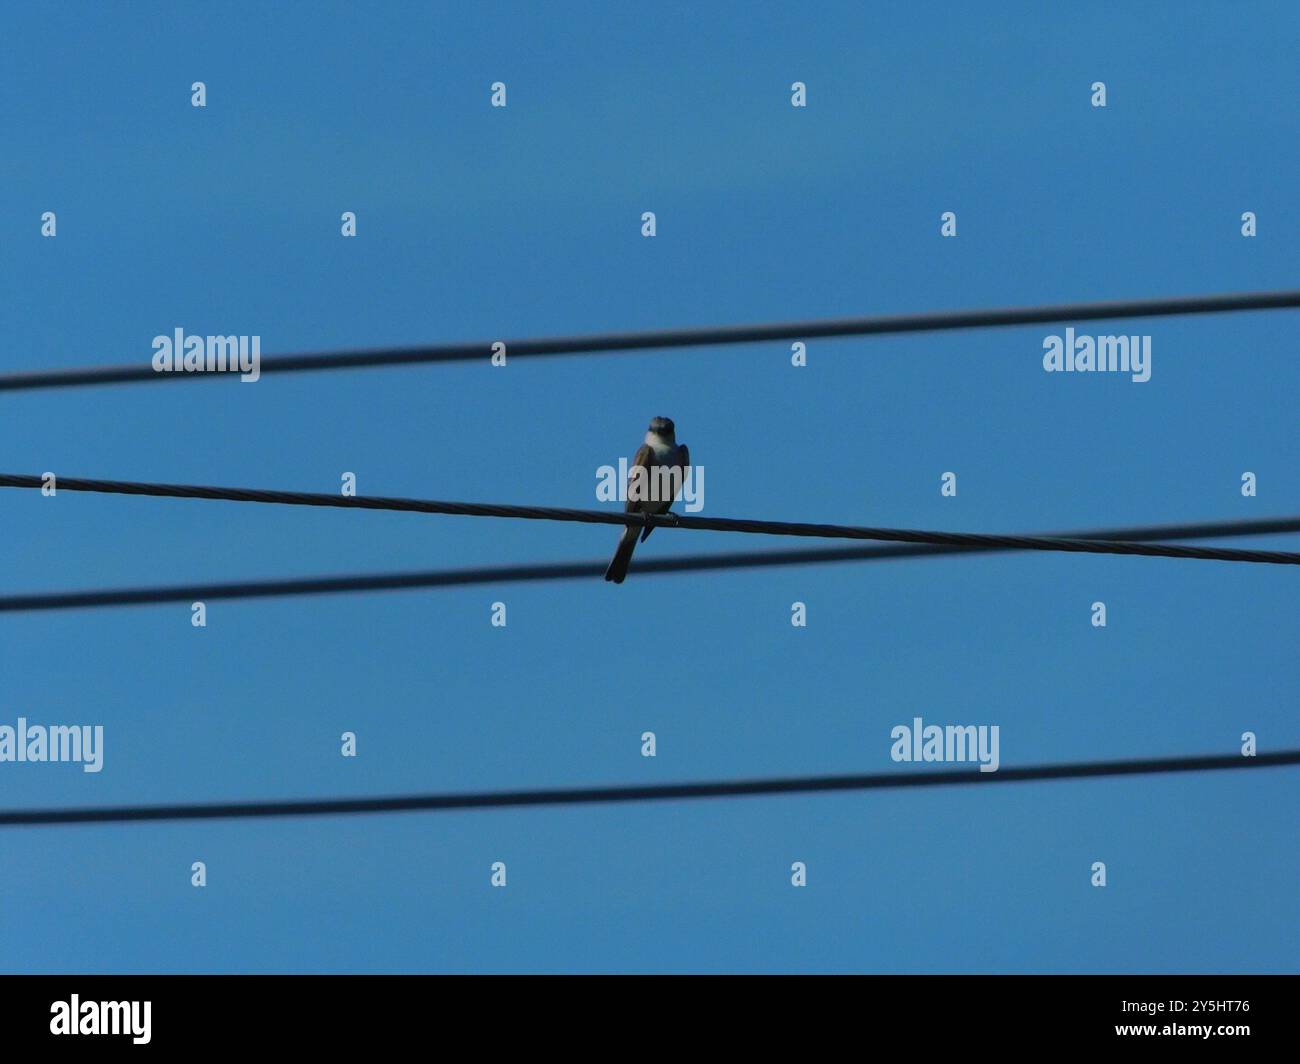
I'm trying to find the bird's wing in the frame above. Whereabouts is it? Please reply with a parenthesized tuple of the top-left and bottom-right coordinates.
(674, 443, 690, 509)
(640, 443, 690, 543)
(624, 444, 654, 513)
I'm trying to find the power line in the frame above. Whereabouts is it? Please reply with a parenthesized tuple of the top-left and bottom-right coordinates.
(1, 750, 1294, 826)
(2, 289, 1297, 392)
(4, 513, 1299, 612)
(4, 473, 1300, 566)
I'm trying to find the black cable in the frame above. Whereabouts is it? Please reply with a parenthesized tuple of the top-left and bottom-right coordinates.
(3, 473, 1299, 566)
(1, 750, 1293, 826)
(2, 289, 1296, 392)
(4, 514, 1298, 612)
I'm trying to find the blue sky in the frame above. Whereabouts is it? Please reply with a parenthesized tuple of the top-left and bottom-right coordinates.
(0, 1, 1296, 972)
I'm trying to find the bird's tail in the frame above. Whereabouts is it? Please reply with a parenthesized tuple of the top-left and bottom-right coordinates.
(604, 526, 638, 583)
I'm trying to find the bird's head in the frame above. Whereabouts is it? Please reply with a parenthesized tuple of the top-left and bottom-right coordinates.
(647, 416, 676, 443)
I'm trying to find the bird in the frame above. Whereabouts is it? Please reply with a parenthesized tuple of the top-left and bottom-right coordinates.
(604, 416, 690, 583)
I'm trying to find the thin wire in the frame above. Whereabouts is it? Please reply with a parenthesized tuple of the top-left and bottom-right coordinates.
(3, 473, 1300, 566)
(2, 289, 1296, 391)
(1, 750, 1293, 826)
(4, 513, 1299, 612)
